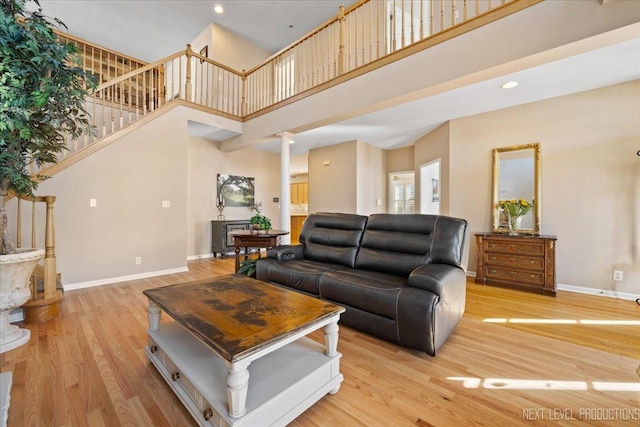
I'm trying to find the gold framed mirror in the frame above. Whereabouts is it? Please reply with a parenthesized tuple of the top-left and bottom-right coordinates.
(492, 143, 541, 235)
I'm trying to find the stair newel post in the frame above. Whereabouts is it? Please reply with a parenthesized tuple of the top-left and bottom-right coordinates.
(31, 198, 36, 248)
(241, 70, 247, 117)
(185, 44, 193, 102)
(338, 5, 346, 75)
(16, 197, 22, 249)
(43, 196, 57, 300)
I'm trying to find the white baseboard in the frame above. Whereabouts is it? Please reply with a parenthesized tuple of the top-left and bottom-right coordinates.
(63, 267, 189, 291)
(557, 283, 640, 301)
(187, 253, 214, 261)
(466, 272, 639, 301)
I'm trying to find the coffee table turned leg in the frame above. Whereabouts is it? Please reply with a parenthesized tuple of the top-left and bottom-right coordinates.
(324, 316, 342, 394)
(323, 316, 340, 357)
(226, 360, 250, 418)
(147, 301, 161, 331)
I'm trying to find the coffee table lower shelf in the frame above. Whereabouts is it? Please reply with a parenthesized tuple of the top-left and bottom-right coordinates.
(145, 322, 343, 427)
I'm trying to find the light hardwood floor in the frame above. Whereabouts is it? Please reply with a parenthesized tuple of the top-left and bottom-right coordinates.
(1, 258, 639, 426)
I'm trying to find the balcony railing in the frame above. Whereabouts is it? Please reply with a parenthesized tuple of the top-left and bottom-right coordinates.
(46, 0, 535, 168)
(243, 0, 526, 116)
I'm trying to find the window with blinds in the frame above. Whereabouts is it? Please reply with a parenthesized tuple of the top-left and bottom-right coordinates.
(390, 172, 415, 213)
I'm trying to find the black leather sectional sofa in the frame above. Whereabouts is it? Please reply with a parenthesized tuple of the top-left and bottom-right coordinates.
(256, 212, 468, 356)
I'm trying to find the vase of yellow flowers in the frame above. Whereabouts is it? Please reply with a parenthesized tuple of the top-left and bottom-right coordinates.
(498, 198, 533, 235)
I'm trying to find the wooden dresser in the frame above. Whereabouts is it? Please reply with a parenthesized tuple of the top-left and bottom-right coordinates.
(475, 233, 557, 296)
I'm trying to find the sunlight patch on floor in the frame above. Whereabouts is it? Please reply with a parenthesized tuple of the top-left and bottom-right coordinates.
(483, 318, 640, 325)
(448, 377, 640, 391)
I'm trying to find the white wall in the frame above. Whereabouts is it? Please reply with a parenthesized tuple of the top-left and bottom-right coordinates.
(420, 160, 440, 215)
(415, 122, 450, 215)
(448, 80, 640, 294)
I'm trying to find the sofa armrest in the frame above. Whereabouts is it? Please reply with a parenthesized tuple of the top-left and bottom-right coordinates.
(408, 264, 466, 304)
(266, 244, 304, 261)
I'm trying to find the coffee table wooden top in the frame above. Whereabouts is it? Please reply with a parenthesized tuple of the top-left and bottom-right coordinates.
(143, 275, 344, 363)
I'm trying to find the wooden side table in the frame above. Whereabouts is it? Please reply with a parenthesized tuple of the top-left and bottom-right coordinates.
(229, 230, 289, 272)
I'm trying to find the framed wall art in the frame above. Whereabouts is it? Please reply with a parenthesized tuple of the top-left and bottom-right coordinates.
(217, 174, 255, 207)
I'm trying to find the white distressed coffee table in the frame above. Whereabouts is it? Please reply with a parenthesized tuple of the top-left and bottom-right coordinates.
(143, 275, 345, 427)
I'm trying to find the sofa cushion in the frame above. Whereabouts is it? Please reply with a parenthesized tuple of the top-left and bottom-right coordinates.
(258, 258, 347, 295)
(319, 269, 407, 320)
(355, 214, 467, 276)
(300, 212, 368, 268)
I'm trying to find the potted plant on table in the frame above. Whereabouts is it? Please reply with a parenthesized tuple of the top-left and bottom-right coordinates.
(249, 202, 272, 234)
(0, 0, 96, 351)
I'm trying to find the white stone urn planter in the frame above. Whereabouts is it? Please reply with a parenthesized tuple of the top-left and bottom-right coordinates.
(0, 248, 44, 353)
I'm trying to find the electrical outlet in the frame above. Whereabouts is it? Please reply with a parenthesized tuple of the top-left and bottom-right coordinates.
(135, 257, 142, 265)
(89, 198, 97, 207)
(612, 270, 623, 282)
(162, 200, 170, 208)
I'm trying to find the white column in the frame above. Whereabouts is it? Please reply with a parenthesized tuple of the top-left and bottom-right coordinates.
(277, 132, 293, 245)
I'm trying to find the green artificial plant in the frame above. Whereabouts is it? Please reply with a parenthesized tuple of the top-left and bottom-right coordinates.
(249, 202, 272, 230)
(0, 0, 96, 254)
(237, 258, 257, 278)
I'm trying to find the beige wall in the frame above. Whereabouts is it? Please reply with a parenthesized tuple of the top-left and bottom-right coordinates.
(191, 24, 271, 72)
(28, 108, 190, 285)
(221, 1, 640, 152)
(448, 80, 640, 293)
(387, 146, 414, 173)
(8, 107, 281, 287)
(356, 141, 386, 215)
(308, 141, 357, 214)
(308, 140, 387, 215)
(415, 122, 451, 215)
(187, 137, 281, 257)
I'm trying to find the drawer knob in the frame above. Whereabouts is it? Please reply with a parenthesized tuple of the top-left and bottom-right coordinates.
(149, 345, 158, 353)
(171, 371, 181, 381)
(203, 408, 213, 421)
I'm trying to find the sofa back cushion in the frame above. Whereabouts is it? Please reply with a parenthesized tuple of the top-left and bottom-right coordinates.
(355, 214, 467, 277)
(300, 212, 368, 268)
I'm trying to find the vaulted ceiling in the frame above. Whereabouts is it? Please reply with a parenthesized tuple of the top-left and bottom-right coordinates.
(36, 1, 640, 174)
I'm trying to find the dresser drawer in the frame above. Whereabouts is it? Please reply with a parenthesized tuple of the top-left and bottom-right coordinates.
(485, 266, 545, 285)
(484, 240, 544, 256)
(485, 253, 544, 270)
(475, 233, 557, 296)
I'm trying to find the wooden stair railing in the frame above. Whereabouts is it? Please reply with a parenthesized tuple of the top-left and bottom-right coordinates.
(15, 195, 63, 323)
(34, 0, 536, 177)
(34, 46, 245, 176)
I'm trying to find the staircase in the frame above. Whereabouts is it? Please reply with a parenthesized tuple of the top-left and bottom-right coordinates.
(39, 0, 530, 179)
(18, 0, 532, 321)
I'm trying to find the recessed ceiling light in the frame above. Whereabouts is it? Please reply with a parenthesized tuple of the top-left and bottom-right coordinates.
(214, 4, 224, 14)
(501, 81, 519, 89)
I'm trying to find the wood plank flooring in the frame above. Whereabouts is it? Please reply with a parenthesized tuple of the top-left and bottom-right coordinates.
(1, 258, 639, 426)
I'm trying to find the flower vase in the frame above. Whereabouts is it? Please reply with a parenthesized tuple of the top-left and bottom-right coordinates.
(507, 215, 522, 235)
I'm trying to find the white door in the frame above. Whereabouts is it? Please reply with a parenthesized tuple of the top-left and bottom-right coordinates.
(420, 160, 440, 215)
